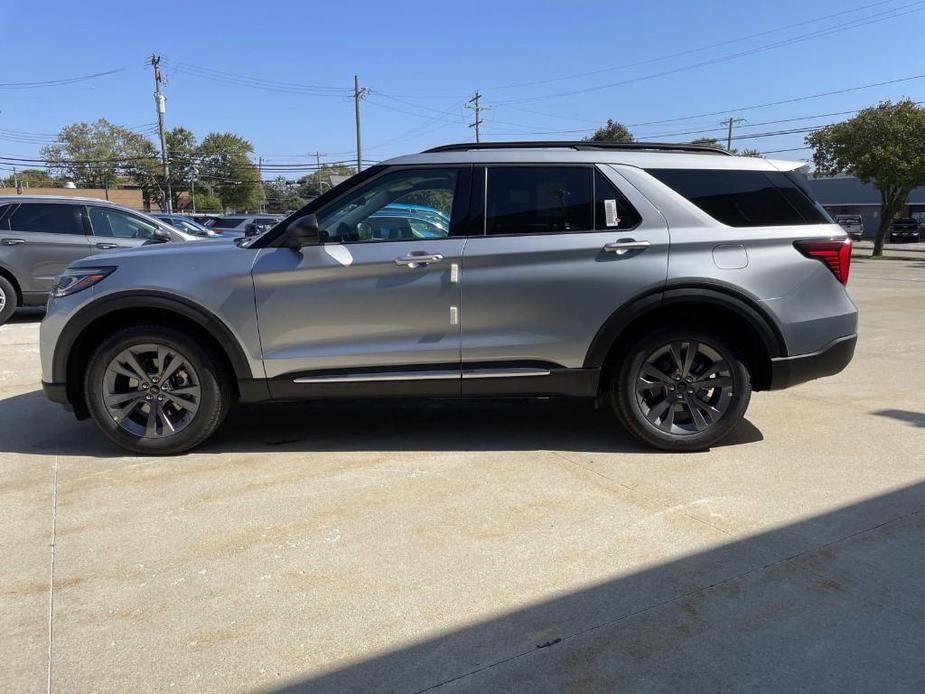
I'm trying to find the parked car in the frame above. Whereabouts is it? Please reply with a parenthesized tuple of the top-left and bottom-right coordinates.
(204, 215, 283, 238)
(834, 214, 863, 240)
(888, 217, 920, 242)
(151, 214, 224, 239)
(40, 141, 857, 455)
(0, 195, 193, 326)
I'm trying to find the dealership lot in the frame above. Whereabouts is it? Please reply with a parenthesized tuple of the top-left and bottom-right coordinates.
(2, 260, 924, 692)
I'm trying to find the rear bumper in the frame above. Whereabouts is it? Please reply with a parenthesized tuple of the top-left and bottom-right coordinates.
(768, 334, 857, 390)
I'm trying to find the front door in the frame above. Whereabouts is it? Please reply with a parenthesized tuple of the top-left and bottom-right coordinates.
(85, 205, 163, 251)
(252, 167, 468, 397)
(460, 164, 669, 392)
(1, 202, 92, 296)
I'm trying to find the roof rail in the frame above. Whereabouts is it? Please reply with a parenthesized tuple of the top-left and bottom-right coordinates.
(423, 141, 733, 156)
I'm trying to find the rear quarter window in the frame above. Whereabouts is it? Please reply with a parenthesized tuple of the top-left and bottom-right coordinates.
(647, 169, 831, 227)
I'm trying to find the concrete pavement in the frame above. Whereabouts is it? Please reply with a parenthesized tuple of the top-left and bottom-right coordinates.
(1, 260, 923, 693)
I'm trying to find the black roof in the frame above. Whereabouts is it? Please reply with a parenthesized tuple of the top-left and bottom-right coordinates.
(424, 141, 732, 156)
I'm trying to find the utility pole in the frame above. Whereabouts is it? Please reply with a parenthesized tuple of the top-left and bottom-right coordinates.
(258, 156, 265, 213)
(190, 165, 198, 214)
(466, 91, 488, 143)
(149, 55, 173, 213)
(721, 117, 746, 151)
(12, 166, 20, 194)
(353, 75, 369, 173)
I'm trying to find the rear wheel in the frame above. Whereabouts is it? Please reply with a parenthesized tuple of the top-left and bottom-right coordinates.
(0, 275, 17, 326)
(84, 325, 231, 455)
(611, 326, 751, 451)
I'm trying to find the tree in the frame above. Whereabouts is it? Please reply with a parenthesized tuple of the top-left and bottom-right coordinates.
(739, 148, 762, 158)
(690, 137, 721, 147)
(1, 168, 58, 188)
(42, 119, 154, 190)
(192, 190, 222, 212)
(297, 164, 356, 198)
(808, 100, 925, 256)
(165, 127, 198, 211)
(689, 138, 762, 157)
(263, 176, 300, 213)
(197, 132, 263, 212)
(585, 119, 634, 143)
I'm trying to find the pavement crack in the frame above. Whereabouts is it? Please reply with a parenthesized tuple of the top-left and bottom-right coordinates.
(46, 447, 59, 694)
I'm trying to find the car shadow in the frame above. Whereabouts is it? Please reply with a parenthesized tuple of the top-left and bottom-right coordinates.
(0, 390, 764, 457)
(265, 480, 925, 693)
(5, 308, 44, 324)
(872, 409, 925, 428)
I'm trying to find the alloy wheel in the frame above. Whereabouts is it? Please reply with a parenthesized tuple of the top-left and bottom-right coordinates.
(634, 340, 734, 435)
(102, 342, 202, 438)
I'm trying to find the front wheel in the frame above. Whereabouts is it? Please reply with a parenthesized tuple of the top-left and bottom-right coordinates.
(611, 327, 751, 451)
(84, 325, 231, 455)
(0, 275, 17, 326)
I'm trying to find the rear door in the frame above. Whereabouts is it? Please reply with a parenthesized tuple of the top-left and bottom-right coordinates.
(1, 202, 92, 295)
(252, 166, 470, 395)
(460, 164, 669, 391)
(86, 205, 162, 251)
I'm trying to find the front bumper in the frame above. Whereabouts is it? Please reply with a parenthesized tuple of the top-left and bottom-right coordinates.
(42, 381, 71, 408)
(768, 334, 857, 390)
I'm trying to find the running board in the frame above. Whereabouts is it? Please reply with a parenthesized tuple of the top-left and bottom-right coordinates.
(293, 367, 551, 384)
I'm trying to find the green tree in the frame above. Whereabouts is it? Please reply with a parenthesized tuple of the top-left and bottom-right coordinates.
(263, 176, 299, 213)
(285, 193, 306, 211)
(42, 119, 130, 188)
(165, 127, 198, 211)
(197, 132, 263, 212)
(1, 168, 58, 188)
(808, 99, 925, 256)
(739, 148, 762, 158)
(585, 119, 634, 143)
(691, 137, 721, 147)
(192, 190, 223, 212)
(297, 164, 356, 198)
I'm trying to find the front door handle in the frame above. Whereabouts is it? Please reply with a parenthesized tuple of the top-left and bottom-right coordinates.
(0, 238, 25, 246)
(603, 239, 651, 255)
(95, 242, 120, 249)
(394, 253, 444, 267)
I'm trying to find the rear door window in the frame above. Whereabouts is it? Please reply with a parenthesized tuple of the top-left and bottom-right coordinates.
(88, 206, 159, 239)
(6, 203, 84, 235)
(485, 167, 592, 235)
(647, 169, 830, 227)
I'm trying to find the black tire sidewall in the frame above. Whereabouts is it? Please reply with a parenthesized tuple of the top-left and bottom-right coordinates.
(0, 276, 16, 326)
(84, 325, 229, 455)
(613, 327, 751, 451)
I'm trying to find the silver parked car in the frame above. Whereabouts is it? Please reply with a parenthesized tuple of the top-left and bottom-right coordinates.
(0, 195, 194, 325)
(40, 142, 857, 454)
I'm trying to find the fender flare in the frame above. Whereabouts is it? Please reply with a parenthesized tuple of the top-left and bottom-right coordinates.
(52, 290, 254, 384)
(583, 281, 788, 369)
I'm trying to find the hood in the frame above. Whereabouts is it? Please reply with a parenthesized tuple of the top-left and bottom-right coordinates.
(71, 237, 245, 268)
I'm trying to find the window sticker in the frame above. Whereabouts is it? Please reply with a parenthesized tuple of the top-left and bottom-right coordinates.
(604, 199, 621, 227)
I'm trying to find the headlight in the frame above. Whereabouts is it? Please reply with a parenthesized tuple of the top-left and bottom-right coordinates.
(52, 267, 116, 298)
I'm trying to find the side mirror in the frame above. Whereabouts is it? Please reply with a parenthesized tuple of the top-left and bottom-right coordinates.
(148, 228, 171, 244)
(284, 214, 322, 249)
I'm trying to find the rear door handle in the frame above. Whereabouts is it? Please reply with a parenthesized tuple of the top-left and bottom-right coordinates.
(95, 242, 120, 249)
(603, 239, 651, 255)
(394, 253, 444, 267)
(0, 238, 25, 246)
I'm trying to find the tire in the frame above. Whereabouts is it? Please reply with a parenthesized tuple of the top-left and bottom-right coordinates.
(0, 275, 17, 326)
(611, 325, 751, 452)
(84, 324, 232, 455)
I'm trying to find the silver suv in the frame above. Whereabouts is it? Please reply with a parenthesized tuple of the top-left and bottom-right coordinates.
(0, 195, 193, 325)
(39, 142, 858, 454)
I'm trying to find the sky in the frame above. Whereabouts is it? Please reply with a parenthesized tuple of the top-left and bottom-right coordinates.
(2, 0, 924, 178)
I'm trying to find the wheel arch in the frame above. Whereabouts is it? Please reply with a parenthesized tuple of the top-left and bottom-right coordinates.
(0, 262, 23, 305)
(54, 292, 258, 417)
(585, 283, 787, 392)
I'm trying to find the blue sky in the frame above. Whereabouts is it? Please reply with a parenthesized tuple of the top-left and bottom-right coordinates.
(2, 0, 924, 176)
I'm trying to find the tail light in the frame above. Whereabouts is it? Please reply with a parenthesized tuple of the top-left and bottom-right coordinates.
(794, 238, 852, 285)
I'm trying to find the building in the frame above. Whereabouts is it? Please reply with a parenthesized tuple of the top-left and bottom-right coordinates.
(808, 175, 925, 238)
(0, 186, 143, 210)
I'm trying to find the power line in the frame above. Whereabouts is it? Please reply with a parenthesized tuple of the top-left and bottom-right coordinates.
(0, 68, 125, 90)
(173, 62, 351, 96)
(628, 72, 925, 126)
(481, 0, 905, 91)
(493, 1, 925, 105)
